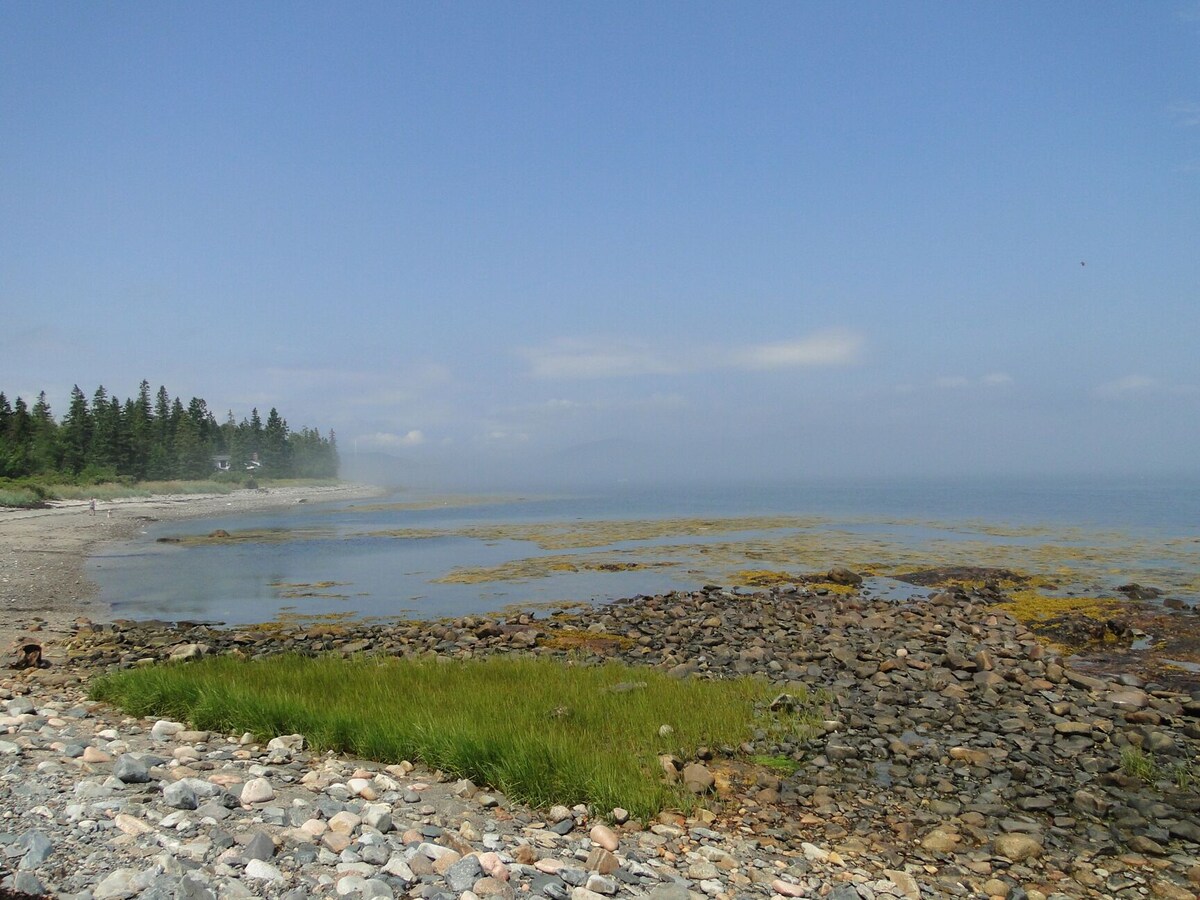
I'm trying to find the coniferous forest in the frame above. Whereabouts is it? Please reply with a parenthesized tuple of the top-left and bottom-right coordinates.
(0, 381, 338, 482)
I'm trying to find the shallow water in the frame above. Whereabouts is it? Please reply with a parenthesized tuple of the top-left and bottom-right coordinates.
(88, 476, 1200, 626)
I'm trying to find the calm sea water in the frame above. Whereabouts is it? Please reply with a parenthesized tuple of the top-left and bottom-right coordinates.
(88, 475, 1199, 626)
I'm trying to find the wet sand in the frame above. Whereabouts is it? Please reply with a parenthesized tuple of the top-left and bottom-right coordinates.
(0, 483, 383, 658)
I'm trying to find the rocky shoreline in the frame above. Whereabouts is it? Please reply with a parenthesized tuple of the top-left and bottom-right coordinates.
(4, 581, 1200, 900)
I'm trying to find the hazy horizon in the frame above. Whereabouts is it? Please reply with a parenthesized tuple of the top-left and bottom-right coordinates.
(4, 4, 1198, 488)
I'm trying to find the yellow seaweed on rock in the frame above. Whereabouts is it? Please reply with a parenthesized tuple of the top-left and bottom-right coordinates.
(733, 570, 799, 587)
(161, 526, 338, 546)
(436, 553, 679, 584)
(540, 628, 635, 652)
(805, 581, 859, 595)
(996, 590, 1125, 624)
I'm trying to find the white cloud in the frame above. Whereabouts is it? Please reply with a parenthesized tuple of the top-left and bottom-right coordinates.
(483, 429, 530, 443)
(521, 329, 864, 379)
(361, 430, 426, 448)
(541, 398, 585, 412)
(520, 339, 680, 379)
(1095, 374, 1159, 399)
(932, 373, 1013, 390)
(513, 394, 687, 416)
(1095, 374, 1199, 400)
(728, 329, 863, 370)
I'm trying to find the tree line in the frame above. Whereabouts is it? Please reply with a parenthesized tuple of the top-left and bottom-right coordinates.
(0, 381, 338, 482)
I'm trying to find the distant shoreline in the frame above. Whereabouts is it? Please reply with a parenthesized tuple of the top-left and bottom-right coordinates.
(0, 482, 385, 656)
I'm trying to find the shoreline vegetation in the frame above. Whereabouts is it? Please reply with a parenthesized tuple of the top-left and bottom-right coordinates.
(0, 476, 343, 510)
(0, 381, 338, 498)
(90, 654, 816, 819)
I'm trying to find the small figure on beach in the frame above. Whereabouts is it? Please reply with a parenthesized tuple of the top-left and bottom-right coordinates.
(88, 498, 96, 516)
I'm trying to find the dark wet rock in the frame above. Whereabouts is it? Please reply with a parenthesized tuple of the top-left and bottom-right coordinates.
(825, 567, 863, 587)
(895, 566, 1025, 587)
(1118, 583, 1164, 601)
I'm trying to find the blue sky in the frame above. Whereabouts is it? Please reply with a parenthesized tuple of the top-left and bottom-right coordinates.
(2, 3, 1198, 486)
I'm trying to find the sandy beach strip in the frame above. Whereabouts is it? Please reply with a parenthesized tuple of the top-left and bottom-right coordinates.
(0, 482, 384, 658)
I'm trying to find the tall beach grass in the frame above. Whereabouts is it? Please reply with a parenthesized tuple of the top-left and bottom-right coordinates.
(51, 480, 237, 500)
(91, 654, 814, 818)
(1, 476, 344, 507)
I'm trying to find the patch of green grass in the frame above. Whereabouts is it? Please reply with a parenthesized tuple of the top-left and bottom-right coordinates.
(51, 479, 237, 499)
(1119, 747, 1199, 794)
(1171, 760, 1195, 792)
(0, 486, 46, 508)
(1120, 745, 1160, 784)
(90, 654, 814, 819)
(749, 753, 801, 775)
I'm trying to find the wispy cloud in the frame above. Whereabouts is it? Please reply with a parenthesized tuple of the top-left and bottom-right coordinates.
(361, 430, 426, 448)
(481, 429, 530, 444)
(514, 394, 688, 416)
(727, 330, 863, 370)
(1095, 374, 1199, 400)
(1095, 374, 1159, 399)
(932, 373, 1012, 390)
(520, 329, 864, 379)
(1168, 101, 1200, 127)
(519, 339, 681, 379)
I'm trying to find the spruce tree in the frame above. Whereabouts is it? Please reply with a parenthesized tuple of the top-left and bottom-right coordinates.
(3, 397, 33, 478)
(128, 381, 154, 479)
(59, 385, 92, 475)
(263, 407, 290, 474)
(29, 393, 59, 474)
(89, 387, 125, 474)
